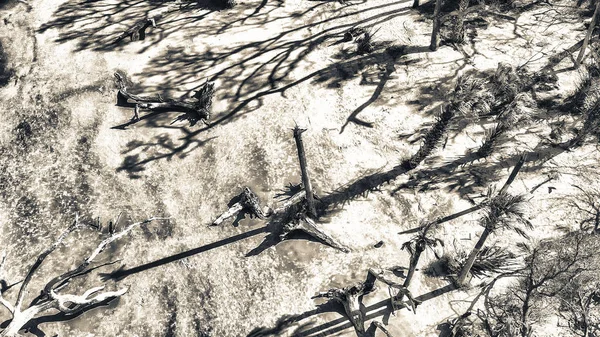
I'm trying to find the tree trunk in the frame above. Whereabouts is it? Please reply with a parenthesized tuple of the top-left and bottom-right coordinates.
(456, 227, 491, 286)
(413, 0, 419, 8)
(454, 0, 470, 43)
(430, 0, 443, 51)
(403, 247, 424, 288)
(293, 127, 317, 218)
(576, 0, 600, 68)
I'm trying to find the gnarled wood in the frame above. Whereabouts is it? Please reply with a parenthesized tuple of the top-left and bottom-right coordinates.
(115, 72, 214, 126)
(211, 187, 272, 226)
(281, 215, 349, 252)
(0, 216, 163, 337)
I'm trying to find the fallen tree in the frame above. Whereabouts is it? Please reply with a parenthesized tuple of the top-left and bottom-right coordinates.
(0, 215, 162, 337)
(114, 72, 214, 126)
(312, 268, 419, 337)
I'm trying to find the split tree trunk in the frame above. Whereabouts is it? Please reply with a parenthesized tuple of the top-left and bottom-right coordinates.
(293, 126, 317, 218)
(455, 227, 491, 286)
(576, 0, 600, 67)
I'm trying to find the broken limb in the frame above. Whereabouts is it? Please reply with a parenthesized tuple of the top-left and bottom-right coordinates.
(114, 73, 214, 126)
(280, 215, 350, 252)
(211, 187, 272, 226)
(371, 321, 394, 337)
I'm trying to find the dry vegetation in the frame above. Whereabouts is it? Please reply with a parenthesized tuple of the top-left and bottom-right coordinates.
(1, 0, 600, 336)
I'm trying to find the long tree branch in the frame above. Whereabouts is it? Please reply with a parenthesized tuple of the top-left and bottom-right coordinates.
(15, 216, 84, 311)
(0, 251, 14, 314)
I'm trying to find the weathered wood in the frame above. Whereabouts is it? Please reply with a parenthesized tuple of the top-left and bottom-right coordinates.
(293, 126, 318, 218)
(0, 216, 163, 337)
(312, 276, 376, 336)
(281, 216, 350, 252)
(114, 73, 214, 126)
(114, 15, 162, 43)
(211, 187, 272, 226)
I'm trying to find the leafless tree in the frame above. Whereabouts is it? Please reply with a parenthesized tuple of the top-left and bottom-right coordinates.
(0, 215, 163, 337)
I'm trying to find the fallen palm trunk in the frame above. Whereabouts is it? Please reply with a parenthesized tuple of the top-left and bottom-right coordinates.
(114, 73, 214, 126)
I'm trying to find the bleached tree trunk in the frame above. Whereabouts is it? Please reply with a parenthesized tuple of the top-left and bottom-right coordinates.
(576, 0, 600, 67)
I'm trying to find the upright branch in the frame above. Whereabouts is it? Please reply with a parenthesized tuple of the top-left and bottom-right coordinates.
(114, 72, 214, 127)
(293, 126, 317, 218)
(0, 215, 163, 337)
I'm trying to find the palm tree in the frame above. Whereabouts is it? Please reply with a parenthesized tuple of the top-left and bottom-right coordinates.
(401, 223, 444, 289)
(456, 191, 532, 287)
(576, 0, 600, 68)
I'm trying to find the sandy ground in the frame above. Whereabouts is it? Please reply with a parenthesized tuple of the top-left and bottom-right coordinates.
(1, 0, 600, 336)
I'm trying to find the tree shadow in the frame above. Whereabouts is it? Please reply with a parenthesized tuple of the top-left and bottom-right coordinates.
(251, 283, 456, 337)
(100, 226, 268, 281)
(37, 0, 219, 52)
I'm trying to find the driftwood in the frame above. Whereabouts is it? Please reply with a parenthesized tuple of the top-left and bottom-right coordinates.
(211, 187, 272, 226)
(280, 215, 350, 252)
(210, 187, 349, 252)
(0, 215, 162, 337)
(114, 72, 214, 126)
(312, 269, 419, 336)
(114, 15, 162, 43)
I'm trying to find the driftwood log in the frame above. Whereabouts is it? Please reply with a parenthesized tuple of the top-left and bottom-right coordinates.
(114, 72, 214, 126)
(0, 215, 162, 337)
(210, 186, 349, 252)
(312, 268, 419, 336)
(114, 15, 162, 43)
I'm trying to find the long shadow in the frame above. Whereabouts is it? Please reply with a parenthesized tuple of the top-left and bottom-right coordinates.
(249, 283, 455, 336)
(101, 226, 268, 281)
(38, 0, 217, 52)
(339, 59, 396, 133)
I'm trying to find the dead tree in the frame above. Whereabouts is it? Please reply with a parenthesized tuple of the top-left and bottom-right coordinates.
(312, 269, 419, 336)
(114, 15, 163, 43)
(114, 72, 214, 126)
(0, 215, 162, 337)
(210, 187, 272, 226)
(293, 126, 317, 218)
(280, 215, 349, 252)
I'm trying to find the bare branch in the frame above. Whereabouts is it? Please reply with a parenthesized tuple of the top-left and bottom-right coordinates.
(0, 251, 14, 314)
(15, 215, 83, 311)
